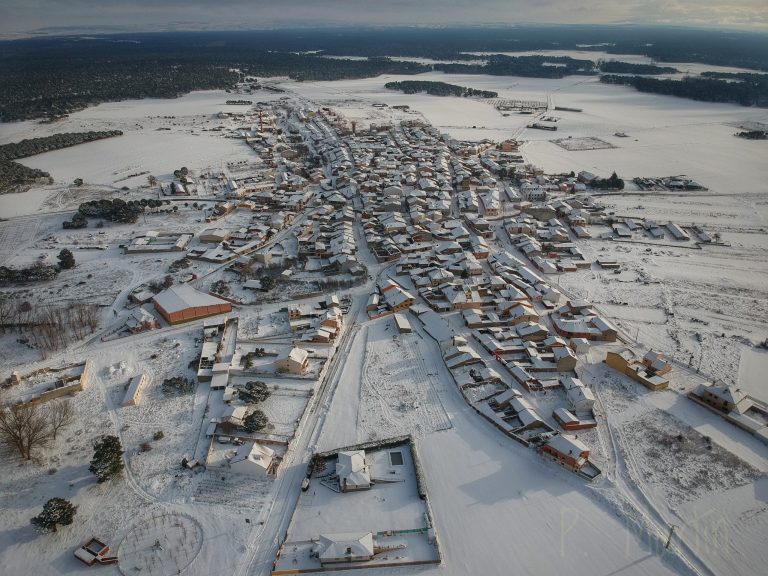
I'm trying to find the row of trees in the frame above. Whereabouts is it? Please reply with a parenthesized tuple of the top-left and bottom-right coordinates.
(591, 171, 625, 190)
(384, 80, 497, 98)
(0, 131, 123, 162)
(0, 250, 74, 286)
(433, 55, 597, 79)
(241, 380, 271, 433)
(64, 198, 149, 228)
(600, 74, 768, 107)
(597, 61, 677, 75)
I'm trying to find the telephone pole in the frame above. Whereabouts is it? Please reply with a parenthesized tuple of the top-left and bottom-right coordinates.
(665, 525, 677, 550)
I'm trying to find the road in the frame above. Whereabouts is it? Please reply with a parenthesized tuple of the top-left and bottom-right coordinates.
(233, 292, 367, 576)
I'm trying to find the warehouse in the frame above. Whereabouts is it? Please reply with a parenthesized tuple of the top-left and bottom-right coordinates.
(152, 284, 232, 325)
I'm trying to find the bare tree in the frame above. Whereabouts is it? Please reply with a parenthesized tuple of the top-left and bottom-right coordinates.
(49, 399, 74, 440)
(0, 403, 52, 460)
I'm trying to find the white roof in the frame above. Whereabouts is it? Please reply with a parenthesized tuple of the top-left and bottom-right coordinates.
(315, 532, 374, 561)
(277, 346, 309, 364)
(336, 450, 371, 487)
(547, 434, 589, 456)
(231, 442, 275, 471)
(153, 284, 229, 314)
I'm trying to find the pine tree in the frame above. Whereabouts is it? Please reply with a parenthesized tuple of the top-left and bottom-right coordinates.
(57, 249, 76, 269)
(31, 497, 77, 533)
(243, 410, 268, 433)
(240, 381, 270, 404)
(89, 435, 124, 483)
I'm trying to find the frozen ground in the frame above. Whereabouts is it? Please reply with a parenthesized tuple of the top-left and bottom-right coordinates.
(1, 64, 767, 576)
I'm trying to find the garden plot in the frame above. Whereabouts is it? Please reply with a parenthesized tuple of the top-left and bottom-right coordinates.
(621, 402, 762, 507)
(237, 310, 291, 339)
(117, 512, 203, 576)
(256, 391, 309, 438)
(357, 320, 451, 442)
(552, 136, 616, 151)
(277, 443, 439, 573)
(192, 469, 272, 510)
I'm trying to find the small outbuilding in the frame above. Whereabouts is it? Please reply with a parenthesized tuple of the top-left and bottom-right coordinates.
(122, 373, 149, 407)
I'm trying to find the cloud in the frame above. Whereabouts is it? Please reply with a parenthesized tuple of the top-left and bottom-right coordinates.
(0, 0, 766, 34)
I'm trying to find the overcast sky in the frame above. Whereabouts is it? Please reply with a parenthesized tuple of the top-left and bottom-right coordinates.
(1, 0, 767, 37)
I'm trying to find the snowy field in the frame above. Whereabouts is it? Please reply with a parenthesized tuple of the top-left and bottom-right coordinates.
(1, 64, 766, 576)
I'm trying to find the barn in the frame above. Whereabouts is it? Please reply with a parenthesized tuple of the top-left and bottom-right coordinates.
(152, 284, 232, 325)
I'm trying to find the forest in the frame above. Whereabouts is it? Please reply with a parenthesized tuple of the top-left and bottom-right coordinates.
(385, 81, 497, 98)
(0, 161, 51, 194)
(597, 61, 678, 75)
(433, 55, 597, 78)
(0, 131, 123, 161)
(1, 27, 767, 121)
(600, 74, 768, 107)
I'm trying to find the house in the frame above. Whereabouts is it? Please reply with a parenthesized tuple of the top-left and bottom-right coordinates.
(542, 434, 590, 470)
(230, 442, 276, 477)
(126, 307, 159, 333)
(153, 284, 232, 325)
(642, 350, 672, 375)
(561, 377, 595, 413)
(553, 407, 596, 431)
(696, 384, 750, 413)
(275, 347, 309, 375)
(199, 228, 230, 243)
(314, 532, 375, 565)
(606, 348, 669, 391)
(336, 450, 371, 492)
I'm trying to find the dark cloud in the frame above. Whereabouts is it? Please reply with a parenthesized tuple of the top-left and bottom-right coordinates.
(1, 0, 766, 36)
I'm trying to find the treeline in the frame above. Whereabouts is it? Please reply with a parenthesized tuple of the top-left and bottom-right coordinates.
(384, 80, 497, 98)
(0, 264, 59, 285)
(592, 172, 625, 190)
(63, 198, 147, 228)
(433, 55, 597, 79)
(598, 61, 677, 75)
(0, 161, 51, 193)
(1, 29, 766, 121)
(0, 296, 99, 356)
(735, 130, 767, 140)
(0, 131, 123, 162)
(0, 37, 428, 121)
(600, 74, 768, 107)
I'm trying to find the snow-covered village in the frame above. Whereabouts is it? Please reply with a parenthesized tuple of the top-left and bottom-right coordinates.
(1, 21, 767, 576)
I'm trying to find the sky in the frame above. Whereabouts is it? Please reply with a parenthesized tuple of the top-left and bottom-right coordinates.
(1, 0, 767, 37)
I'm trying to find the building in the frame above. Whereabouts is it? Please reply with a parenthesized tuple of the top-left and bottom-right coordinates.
(695, 384, 750, 413)
(122, 373, 149, 407)
(562, 377, 595, 413)
(336, 450, 371, 492)
(313, 533, 375, 565)
(394, 313, 412, 333)
(126, 307, 159, 333)
(275, 347, 309, 375)
(152, 284, 232, 325)
(229, 442, 276, 477)
(542, 434, 590, 470)
(606, 348, 669, 391)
